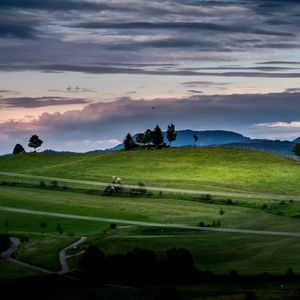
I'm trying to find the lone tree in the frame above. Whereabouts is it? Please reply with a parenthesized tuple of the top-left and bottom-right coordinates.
(13, 143, 25, 155)
(167, 123, 177, 146)
(145, 129, 153, 148)
(152, 125, 164, 149)
(123, 133, 135, 151)
(28, 134, 43, 152)
(193, 132, 199, 147)
(293, 143, 300, 158)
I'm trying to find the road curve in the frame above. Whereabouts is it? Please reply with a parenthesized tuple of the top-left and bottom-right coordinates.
(1, 206, 300, 238)
(59, 236, 87, 274)
(1, 171, 299, 202)
(1, 237, 52, 274)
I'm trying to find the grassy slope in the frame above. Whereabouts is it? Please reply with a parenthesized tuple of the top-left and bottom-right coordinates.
(2, 186, 300, 274)
(0, 148, 300, 194)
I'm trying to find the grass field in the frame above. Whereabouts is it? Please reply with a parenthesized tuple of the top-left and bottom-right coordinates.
(0, 148, 300, 194)
(1, 185, 300, 275)
(1, 148, 300, 282)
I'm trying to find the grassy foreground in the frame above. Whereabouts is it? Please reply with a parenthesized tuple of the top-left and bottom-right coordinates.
(1, 185, 300, 275)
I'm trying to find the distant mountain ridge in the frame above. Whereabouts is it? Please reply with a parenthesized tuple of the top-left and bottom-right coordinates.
(110, 129, 299, 157)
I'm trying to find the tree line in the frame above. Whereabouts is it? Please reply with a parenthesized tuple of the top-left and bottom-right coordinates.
(123, 124, 200, 151)
(123, 124, 176, 151)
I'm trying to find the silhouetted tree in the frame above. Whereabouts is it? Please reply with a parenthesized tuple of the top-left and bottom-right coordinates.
(56, 223, 63, 234)
(0, 234, 10, 252)
(80, 246, 106, 275)
(152, 125, 164, 149)
(293, 143, 300, 158)
(40, 221, 47, 233)
(123, 133, 135, 151)
(157, 287, 181, 300)
(145, 129, 153, 148)
(28, 134, 43, 152)
(193, 132, 199, 147)
(167, 123, 177, 146)
(13, 143, 25, 155)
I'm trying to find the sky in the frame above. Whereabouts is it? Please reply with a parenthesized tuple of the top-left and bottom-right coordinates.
(1, 0, 300, 153)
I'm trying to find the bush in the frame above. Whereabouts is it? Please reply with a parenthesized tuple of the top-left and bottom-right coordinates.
(0, 234, 10, 252)
(50, 180, 58, 188)
(39, 181, 46, 187)
(56, 223, 63, 234)
(110, 223, 117, 230)
(245, 291, 257, 300)
(79, 246, 106, 275)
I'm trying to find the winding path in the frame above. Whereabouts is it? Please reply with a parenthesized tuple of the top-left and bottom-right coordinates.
(1, 236, 88, 275)
(58, 236, 87, 273)
(1, 171, 300, 202)
(1, 206, 300, 238)
(1, 237, 52, 274)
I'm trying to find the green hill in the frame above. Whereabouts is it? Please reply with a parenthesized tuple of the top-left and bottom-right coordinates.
(0, 147, 299, 195)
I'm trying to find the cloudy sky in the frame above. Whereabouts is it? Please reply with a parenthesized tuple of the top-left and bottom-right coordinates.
(1, 0, 300, 153)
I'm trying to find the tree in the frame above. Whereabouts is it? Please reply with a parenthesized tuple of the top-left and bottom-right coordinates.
(193, 132, 199, 147)
(135, 133, 147, 146)
(123, 133, 135, 151)
(293, 143, 300, 158)
(13, 144, 25, 155)
(56, 223, 63, 235)
(167, 123, 177, 146)
(145, 129, 153, 148)
(28, 134, 43, 152)
(152, 125, 164, 149)
(40, 221, 47, 233)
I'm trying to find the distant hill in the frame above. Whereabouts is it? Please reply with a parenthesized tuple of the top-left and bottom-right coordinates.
(110, 129, 299, 157)
(293, 137, 300, 143)
(111, 130, 250, 151)
(223, 140, 295, 157)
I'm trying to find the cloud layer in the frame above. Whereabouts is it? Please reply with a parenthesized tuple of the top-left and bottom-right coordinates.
(2, 92, 300, 153)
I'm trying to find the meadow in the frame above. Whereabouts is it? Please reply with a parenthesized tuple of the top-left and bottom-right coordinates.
(1, 147, 300, 289)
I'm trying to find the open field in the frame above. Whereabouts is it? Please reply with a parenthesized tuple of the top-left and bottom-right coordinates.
(1, 183, 300, 275)
(1, 148, 300, 284)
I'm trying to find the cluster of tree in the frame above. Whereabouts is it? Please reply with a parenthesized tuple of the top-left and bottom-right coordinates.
(79, 246, 197, 283)
(103, 177, 147, 197)
(78, 245, 298, 288)
(12, 134, 43, 154)
(293, 143, 300, 158)
(0, 233, 10, 252)
(123, 124, 177, 151)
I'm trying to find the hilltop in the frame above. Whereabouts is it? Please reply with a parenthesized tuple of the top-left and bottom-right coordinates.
(1, 147, 300, 195)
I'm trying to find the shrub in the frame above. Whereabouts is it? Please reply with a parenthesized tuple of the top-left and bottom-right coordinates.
(110, 223, 117, 230)
(39, 181, 46, 187)
(0, 234, 10, 252)
(50, 180, 58, 188)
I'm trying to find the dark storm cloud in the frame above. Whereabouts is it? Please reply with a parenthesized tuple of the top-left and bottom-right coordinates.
(0, 0, 113, 11)
(0, 18, 38, 39)
(182, 81, 230, 87)
(2, 63, 300, 78)
(257, 61, 300, 65)
(188, 90, 203, 94)
(73, 21, 293, 37)
(285, 88, 300, 93)
(0, 97, 90, 108)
